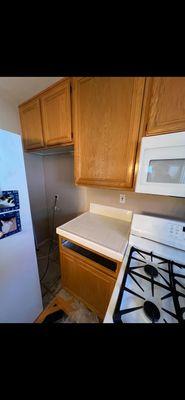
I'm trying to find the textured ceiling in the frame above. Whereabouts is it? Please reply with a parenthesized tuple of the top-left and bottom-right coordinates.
(0, 77, 62, 106)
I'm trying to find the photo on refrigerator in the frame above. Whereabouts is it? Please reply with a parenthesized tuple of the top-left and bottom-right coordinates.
(0, 211, 21, 239)
(0, 190, 20, 212)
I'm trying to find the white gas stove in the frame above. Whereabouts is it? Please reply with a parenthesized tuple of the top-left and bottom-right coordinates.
(104, 213, 185, 324)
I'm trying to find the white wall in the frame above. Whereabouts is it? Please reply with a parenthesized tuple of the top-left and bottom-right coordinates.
(0, 94, 21, 133)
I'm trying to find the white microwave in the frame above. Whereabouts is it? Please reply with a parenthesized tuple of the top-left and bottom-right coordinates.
(135, 132, 185, 197)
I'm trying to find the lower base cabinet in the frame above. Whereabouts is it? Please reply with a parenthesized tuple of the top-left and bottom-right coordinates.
(60, 250, 116, 320)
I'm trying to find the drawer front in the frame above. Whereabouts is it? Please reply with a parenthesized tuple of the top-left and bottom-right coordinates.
(61, 252, 115, 319)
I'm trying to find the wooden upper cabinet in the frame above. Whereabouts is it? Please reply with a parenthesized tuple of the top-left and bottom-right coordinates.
(40, 79, 72, 146)
(19, 98, 44, 150)
(73, 77, 145, 189)
(144, 77, 185, 136)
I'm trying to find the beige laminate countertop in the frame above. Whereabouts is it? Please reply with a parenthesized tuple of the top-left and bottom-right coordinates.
(56, 203, 132, 262)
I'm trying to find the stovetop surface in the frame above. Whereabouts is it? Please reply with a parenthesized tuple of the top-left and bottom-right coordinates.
(113, 246, 185, 323)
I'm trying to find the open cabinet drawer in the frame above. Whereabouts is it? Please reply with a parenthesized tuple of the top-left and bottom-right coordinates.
(60, 238, 121, 278)
(60, 250, 115, 320)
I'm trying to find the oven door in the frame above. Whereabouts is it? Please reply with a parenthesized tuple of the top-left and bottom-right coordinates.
(135, 132, 185, 197)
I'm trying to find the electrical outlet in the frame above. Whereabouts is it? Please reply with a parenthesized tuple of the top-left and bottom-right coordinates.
(120, 194, 126, 204)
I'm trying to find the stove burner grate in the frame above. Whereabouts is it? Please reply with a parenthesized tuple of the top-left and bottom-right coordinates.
(144, 264, 158, 278)
(143, 301, 160, 322)
(113, 246, 185, 324)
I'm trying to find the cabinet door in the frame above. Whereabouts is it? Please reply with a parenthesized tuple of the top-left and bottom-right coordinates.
(61, 252, 115, 319)
(19, 98, 44, 150)
(73, 77, 145, 189)
(145, 77, 185, 136)
(41, 79, 72, 146)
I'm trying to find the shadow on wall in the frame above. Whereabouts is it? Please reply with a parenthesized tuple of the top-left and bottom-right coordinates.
(43, 153, 87, 237)
(24, 153, 50, 244)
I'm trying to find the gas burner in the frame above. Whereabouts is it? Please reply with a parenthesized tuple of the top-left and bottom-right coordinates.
(144, 264, 158, 278)
(113, 246, 185, 324)
(143, 301, 160, 322)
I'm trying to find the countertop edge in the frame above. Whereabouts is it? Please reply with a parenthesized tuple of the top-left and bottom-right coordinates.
(56, 227, 125, 262)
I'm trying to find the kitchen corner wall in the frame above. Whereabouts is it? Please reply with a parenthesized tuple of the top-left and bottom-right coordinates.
(25, 152, 87, 245)
(85, 188, 185, 221)
(43, 152, 87, 237)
